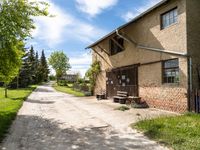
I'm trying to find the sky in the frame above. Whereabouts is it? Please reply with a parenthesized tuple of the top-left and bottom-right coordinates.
(28, 0, 162, 76)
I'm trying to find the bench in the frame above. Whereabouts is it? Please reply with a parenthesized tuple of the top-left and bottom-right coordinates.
(96, 90, 106, 100)
(113, 91, 128, 104)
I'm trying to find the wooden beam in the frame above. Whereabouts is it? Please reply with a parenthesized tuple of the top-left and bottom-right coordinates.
(97, 45, 110, 56)
(111, 38, 124, 50)
(93, 49, 113, 68)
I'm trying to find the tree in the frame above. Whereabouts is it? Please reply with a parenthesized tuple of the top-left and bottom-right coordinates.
(26, 46, 36, 84)
(17, 49, 31, 88)
(38, 50, 49, 82)
(48, 51, 71, 82)
(0, 41, 24, 97)
(17, 46, 36, 87)
(35, 51, 40, 83)
(0, 0, 49, 97)
(0, 0, 49, 44)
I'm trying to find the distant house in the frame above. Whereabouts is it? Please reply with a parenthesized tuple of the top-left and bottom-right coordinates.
(86, 0, 200, 112)
(61, 74, 78, 82)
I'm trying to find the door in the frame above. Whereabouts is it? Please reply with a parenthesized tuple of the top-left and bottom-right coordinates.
(106, 65, 138, 98)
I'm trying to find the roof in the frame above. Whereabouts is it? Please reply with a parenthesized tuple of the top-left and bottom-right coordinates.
(86, 0, 169, 49)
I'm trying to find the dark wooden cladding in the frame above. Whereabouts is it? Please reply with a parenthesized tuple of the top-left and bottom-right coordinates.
(190, 89, 200, 113)
(106, 65, 138, 97)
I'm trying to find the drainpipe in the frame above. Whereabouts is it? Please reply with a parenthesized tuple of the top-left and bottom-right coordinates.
(188, 57, 192, 111)
(115, 29, 137, 45)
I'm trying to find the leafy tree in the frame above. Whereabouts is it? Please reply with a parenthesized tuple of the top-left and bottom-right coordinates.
(48, 51, 71, 82)
(0, 41, 24, 97)
(0, 0, 49, 43)
(38, 50, 49, 82)
(0, 0, 49, 97)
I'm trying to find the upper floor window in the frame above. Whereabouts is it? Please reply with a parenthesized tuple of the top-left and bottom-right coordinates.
(110, 36, 124, 55)
(161, 8, 178, 29)
(162, 59, 179, 84)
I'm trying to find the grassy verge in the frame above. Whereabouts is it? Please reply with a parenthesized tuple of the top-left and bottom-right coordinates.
(132, 113, 200, 150)
(53, 84, 85, 97)
(0, 85, 37, 142)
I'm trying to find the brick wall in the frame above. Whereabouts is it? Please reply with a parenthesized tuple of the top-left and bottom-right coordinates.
(140, 86, 188, 112)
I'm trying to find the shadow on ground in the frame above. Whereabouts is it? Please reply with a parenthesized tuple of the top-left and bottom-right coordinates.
(0, 115, 160, 150)
(26, 99, 55, 104)
(34, 87, 54, 93)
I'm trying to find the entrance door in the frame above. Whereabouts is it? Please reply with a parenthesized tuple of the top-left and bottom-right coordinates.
(106, 65, 138, 98)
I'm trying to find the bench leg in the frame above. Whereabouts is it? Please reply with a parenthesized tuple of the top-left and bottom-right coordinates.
(113, 98, 119, 103)
(119, 99, 126, 104)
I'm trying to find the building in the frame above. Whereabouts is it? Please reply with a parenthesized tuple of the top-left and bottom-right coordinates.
(86, 0, 200, 112)
(61, 74, 78, 82)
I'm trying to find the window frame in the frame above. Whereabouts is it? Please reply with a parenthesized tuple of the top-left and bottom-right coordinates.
(160, 7, 178, 30)
(109, 36, 124, 56)
(162, 58, 179, 84)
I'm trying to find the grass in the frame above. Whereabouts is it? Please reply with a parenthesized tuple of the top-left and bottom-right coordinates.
(0, 85, 37, 142)
(114, 106, 130, 111)
(132, 113, 200, 150)
(53, 84, 85, 97)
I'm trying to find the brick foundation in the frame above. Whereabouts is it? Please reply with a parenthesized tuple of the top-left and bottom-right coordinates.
(140, 86, 188, 112)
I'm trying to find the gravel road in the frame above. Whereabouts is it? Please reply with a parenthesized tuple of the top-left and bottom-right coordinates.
(0, 83, 170, 150)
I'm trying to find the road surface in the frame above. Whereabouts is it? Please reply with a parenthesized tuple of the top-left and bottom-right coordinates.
(0, 83, 170, 150)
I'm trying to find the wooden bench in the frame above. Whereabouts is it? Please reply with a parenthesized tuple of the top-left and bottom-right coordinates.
(113, 91, 128, 104)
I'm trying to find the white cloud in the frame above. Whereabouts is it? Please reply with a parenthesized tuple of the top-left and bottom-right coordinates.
(69, 53, 92, 77)
(122, 0, 162, 22)
(70, 53, 92, 66)
(75, 0, 118, 17)
(31, 0, 107, 48)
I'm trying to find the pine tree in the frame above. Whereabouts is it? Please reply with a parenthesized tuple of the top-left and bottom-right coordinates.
(35, 51, 40, 84)
(18, 49, 31, 87)
(28, 46, 36, 84)
(15, 46, 36, 87)
(38, 50, 49, 82)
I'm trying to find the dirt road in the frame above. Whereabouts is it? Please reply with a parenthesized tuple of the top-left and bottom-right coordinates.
(0, 84, 170, 150)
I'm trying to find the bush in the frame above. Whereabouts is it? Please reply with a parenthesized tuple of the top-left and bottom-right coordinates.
(49, 75, 56, 81)
(58, 80, 68, 86)
(84, 91, 92, 96)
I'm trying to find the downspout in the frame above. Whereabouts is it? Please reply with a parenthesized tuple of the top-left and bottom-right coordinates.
(188, 57, 193, 111)
(116, 29, 137, 45)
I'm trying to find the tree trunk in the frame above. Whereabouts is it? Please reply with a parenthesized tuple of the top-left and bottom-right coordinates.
(17, 76, 19, 89)
(4, 84, 8, 98)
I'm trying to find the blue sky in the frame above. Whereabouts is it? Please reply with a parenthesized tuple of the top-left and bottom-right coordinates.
(28, 0, 162, 76)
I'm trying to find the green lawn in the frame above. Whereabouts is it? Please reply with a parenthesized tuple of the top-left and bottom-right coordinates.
(53, 84, 85, 97)
(0, 85, 37, 142)
(132, 113, 200, 150)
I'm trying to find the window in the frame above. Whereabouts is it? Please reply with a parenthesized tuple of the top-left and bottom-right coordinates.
(161, 8, 178, 29)
(110, 36, 124, 55)
(162, 59, 179, 83)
